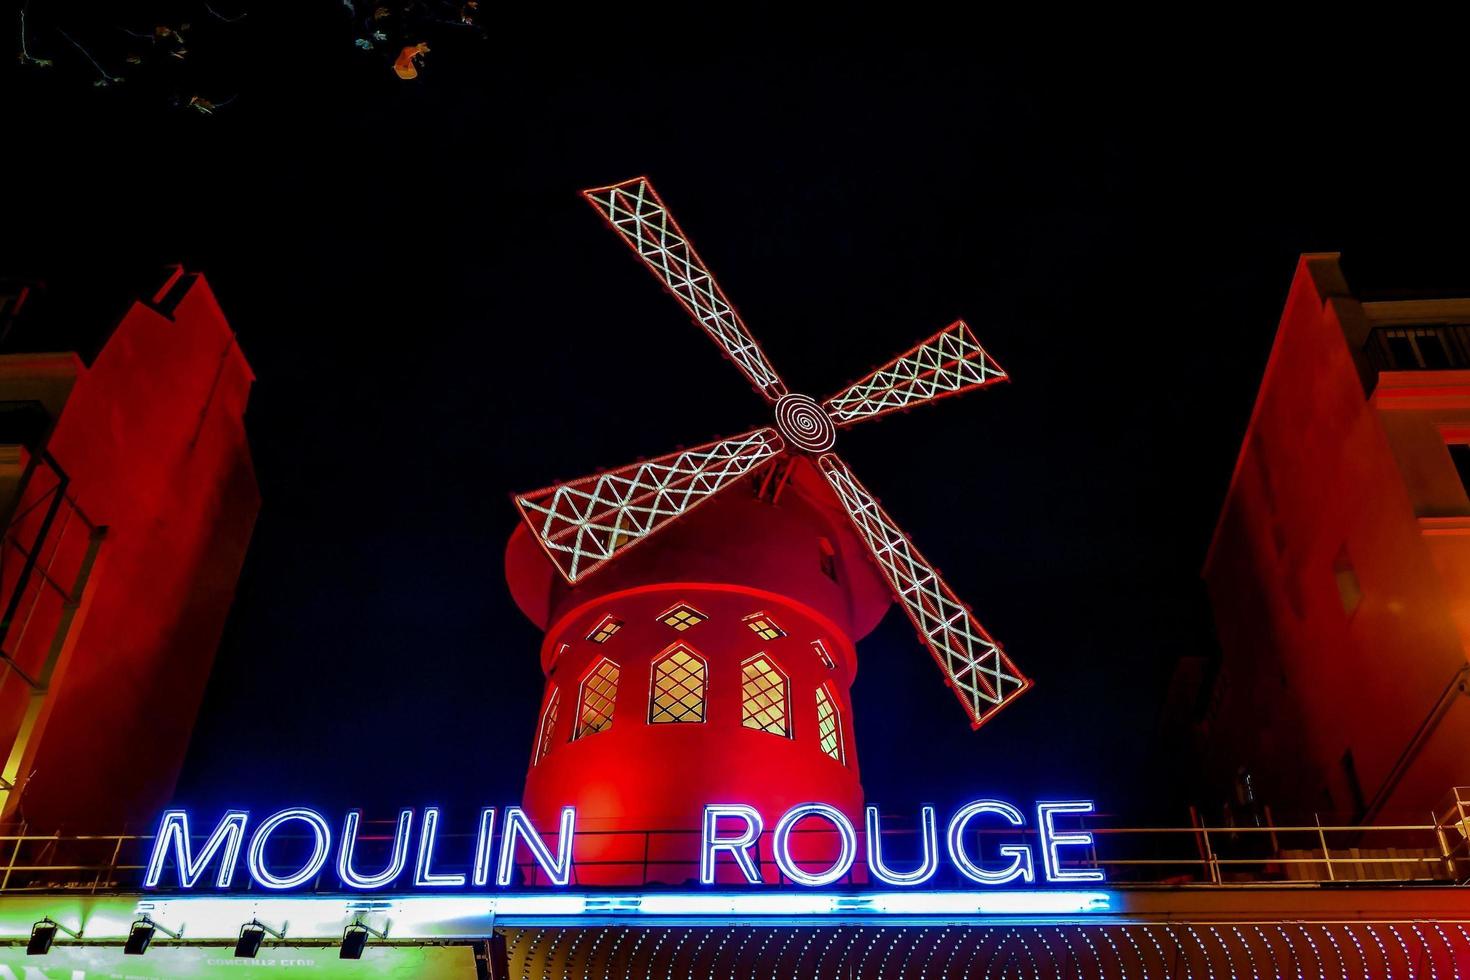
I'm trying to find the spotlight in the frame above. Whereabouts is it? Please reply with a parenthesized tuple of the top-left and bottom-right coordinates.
(125, 915, 181, 955)
(340, 918, 388, 959)
(235, 919, 286, 958)
(27, 917, 80, 955)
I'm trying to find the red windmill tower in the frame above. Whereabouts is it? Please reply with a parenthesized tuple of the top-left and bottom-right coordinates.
(504, 177, 1029, 884)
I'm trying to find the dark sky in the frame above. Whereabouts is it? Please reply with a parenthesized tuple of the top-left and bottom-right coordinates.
(6, 11, 1470, 824)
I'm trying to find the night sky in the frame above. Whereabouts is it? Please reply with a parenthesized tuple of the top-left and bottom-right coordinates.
(6, 13, 1470, 826)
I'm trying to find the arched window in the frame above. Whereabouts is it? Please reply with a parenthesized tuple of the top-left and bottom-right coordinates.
(649, 645, 707, 724)
(534, 687, 560, 764)
(741, 654, 790, 737)
(575, 658, 620, 739)
(815, 684, 844, 764)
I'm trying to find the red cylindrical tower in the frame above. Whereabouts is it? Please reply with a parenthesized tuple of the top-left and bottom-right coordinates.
(506, 459, 891, 884)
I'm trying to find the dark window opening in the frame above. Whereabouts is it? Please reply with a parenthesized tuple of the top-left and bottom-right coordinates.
(1420, 333, 1452, 369)
(817, 536, 837, 581)
(1341, 749, 1367, 819)
(1449, 443, 1470, 498)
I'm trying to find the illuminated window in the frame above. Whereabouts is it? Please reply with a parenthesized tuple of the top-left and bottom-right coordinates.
(575, 658, 620, 738)
(743, 612, 785, 641)
(649, 645, 707, 724)
(741, 655, 790, 737)
(815, 684, 843, 764)
(534, 688, 560, 764)
(587, 614, 623, 644)
(810, 638, 835, 670)
(659, 602, 707, 632)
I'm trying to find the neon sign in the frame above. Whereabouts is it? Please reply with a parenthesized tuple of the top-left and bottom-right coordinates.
(146, 799, 1102, 891)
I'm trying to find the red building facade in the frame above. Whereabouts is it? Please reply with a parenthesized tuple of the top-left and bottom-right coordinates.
(0, 268, 258, 831)
(1203, 253, 1470, 821)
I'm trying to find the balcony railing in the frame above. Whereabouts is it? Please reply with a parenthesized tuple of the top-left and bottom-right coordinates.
(1362, 323, 1470, 371)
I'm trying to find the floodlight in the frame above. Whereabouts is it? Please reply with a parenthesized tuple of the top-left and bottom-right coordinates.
(125, 915, 181, 955)
(235, 918, 286, 958)
(340, 917, 388, 959)
(27, 917, 79, 955)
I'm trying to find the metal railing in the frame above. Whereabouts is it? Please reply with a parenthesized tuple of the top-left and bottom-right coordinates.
(8, 793, 1470, 895)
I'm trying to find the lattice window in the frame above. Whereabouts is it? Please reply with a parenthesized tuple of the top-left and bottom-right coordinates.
(741, 655, 790, 737)
(743, 612, 785, 641)
(587, 614, 623, 644)
(660, 602, 707, 632)
(535, 688, 560, 764)
(575, 658, 620, 738)
(649, 646, 707, 724)
(810, 638, 835, 670)
(815, 685, 844, 764)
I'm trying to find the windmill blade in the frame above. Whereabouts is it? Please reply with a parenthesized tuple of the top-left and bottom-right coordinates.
(816, 452, 1030, 728)
(584, 177, 789, 403)
(823, 320, 1006, 427)
(517, 428, 786, 584)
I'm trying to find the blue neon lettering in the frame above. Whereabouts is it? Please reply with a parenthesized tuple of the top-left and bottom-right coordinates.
(1037, 801, 1106, 882)
(865, 806, 938, 886)
(246, 808, 332, 890)
(144, 809, 249, 888)
(338, 809, 413, 889)
(497, 807, 575, 887)
(947, 800, 1036, 885)
(700, 804, 764, 885)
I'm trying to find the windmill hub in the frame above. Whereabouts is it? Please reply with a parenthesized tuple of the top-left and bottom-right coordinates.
(773, 393, 836, 453)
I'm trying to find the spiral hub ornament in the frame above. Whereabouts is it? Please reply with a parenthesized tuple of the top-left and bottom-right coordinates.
(774, 393, 836, 453)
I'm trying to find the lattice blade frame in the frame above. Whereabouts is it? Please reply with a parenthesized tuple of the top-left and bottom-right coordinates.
(584, 177, 789, 403)
(816, 452, 1029, 728)
(823, 320, 1007, 426)
(516, 428, 786, 584)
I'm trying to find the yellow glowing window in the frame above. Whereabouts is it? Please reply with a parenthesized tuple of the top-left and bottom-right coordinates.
(816, 685, 843, 764)
(743, 612, 785, 641)
(535, 688, 560, 764)
(810, 638, 835, 670)
(660, 603, 707, 632)
(575, 658, 620, 738)
(588, 614, 623, 644)
(649, 646, 707, 724)
(741, 655, 790, 737)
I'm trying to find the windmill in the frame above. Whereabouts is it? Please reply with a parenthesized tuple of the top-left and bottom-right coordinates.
(503, 177, 1029, 884)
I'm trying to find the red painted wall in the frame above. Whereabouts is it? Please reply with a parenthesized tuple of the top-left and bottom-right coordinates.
(5, 272, 258, 831)
(1203, 255, 1470, 821)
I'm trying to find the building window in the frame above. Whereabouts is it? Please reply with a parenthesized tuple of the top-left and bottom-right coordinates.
(817, 537, 838, 581)
(1333, 548, 1362, 616)
(659, 602, 707, 632)
(743, 612, 785, 641)
(574, 658, 620, 739)
(1449, 444, 1470, 498)
(815, 684, 844, 764)
(741, 655, 790, 737)
(650, 645, 707, 724)
(534, 688, 560, 764)
(810, 638, 835, 670)
(1381, 326, 1455, 370)
(587, 614, 623, 644)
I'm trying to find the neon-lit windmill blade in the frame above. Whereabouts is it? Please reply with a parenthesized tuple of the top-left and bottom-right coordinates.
(515, 174, 1030, 729)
